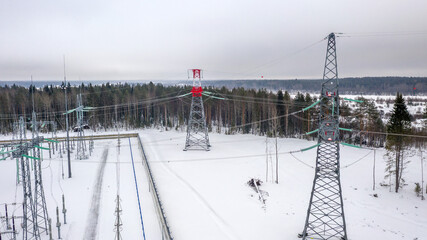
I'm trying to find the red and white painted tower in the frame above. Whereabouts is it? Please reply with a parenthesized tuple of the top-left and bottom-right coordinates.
(184, 69, 210, 151)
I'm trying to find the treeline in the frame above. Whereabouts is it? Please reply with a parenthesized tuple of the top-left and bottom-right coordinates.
(198, 77, 427, 95)
(0, 82, 425, 147)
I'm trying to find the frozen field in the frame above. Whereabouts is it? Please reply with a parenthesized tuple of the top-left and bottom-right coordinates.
(1, 129, 426, 240)
(141, 129, 427, 240)
(0, 137, 161, 240)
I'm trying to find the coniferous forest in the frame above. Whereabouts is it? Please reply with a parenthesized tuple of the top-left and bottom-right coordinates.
(0, 82, 425, 147)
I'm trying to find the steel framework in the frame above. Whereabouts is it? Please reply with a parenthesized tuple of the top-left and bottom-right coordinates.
(13, 116, 26, 184)
(301, 33, 347, 240)
(76, 94, 88, 159)
(12, 136, 48, 240)
(184, 69, 210, 151)
(31, 112, 49, 237)
(10, 111, 50, 240)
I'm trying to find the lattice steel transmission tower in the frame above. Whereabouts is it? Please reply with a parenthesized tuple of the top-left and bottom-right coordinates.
(13, 116, 27, 184)
(12, 134, 49, 240)
(31, 111, 50, 237)
(15, 144, 39, 240)
(114, 195, 123, 240)
(75, 93, 88, 160)
(300, 33, 347, 240)
(11, 108, 50, 239)
(184, 69, 210, 151)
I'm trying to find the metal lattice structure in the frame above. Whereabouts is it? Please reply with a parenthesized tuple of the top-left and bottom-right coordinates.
(10, 111, 51, 240)
(75, 94, 88, 160)
(14, 116, 26, 184)
(301, 33, 347, 240)
(18, 147, 39, 240)
(184, 69, 210, 151)
(12, 136, 47, 240)
(114, 195, 123, 240)
(31, 112, 49, 236)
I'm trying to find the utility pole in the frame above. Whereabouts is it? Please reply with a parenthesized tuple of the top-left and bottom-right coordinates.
(421, 147, 425, 200)
(184, 69, 210, 151)
(275, 132, 278, 184)
(373, 149, 376, 191)
(300, 33, 347, 240)
(114, 195, 123, 240)
(266, 96, 270, 182)
(64, 56, 72, 178)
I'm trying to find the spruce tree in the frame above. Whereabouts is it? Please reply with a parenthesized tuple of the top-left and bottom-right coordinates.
(385, 92, 412, 193)
(353, 97, 384, 146)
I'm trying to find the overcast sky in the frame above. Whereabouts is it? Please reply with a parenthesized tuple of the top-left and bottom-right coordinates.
(0, 0, 426, 81)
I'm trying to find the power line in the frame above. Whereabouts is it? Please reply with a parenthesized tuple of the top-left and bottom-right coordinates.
(339, 31, 427, 38)
(205, 37, 327, 78)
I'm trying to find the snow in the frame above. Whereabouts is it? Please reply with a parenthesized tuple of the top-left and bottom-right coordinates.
(141, 129, 427, 240)
(0, 136, 161, 240)
(1, 128, 426, 240)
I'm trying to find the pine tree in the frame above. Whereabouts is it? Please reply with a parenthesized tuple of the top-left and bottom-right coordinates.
(353, 97, 384, 146)
(385, 92, 412, 193)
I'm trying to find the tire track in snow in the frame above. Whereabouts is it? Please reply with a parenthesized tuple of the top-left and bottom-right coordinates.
(145, 134, 241, 240)
(83, 147, 109, 240)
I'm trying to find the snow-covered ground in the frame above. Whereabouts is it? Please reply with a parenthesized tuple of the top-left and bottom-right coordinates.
(0, 136, 161, 240)
(1, 128, 426, 240)
(341, 94, 427, 114)
(141, 129, 427, 240)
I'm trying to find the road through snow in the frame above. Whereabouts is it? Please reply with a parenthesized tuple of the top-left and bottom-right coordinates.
(83, 147, 109, 240)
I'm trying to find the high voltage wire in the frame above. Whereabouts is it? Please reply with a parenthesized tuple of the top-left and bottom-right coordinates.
(3, 102, 426, 140)
(0, 89, 187, 119)
(206, 90, 421, 107)
(0, 97, 185, 121)
(339, 31, 427, 38)
(0, 95, 416, 121)
(358, 130, 427, 139)
(289, 149, 374, 170)
(0, 92, 187, 120)
(123, 123, 362, 147)
(205, 37, 327, 78)
(32, 137, 376, 170)
(1, 83, 421, 119)
(1, 86, 425, 139)
(341, 150, 373, 169)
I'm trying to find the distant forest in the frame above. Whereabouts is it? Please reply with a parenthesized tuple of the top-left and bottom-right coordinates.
(1, 77, 426, 95)
(195, 77, 427, 95)
(0, 81, 425, 147)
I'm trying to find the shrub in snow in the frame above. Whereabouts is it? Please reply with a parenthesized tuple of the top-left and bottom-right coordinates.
(247, 178, 262, 188)
(415, 183, 421, 197)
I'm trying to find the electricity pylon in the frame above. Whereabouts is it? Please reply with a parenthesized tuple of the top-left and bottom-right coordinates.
(64, 93, 92, 160)
(184, 69, 210, 151)
(15, 145, 39, 240)
(114, 195, 123, 240)
(31, 112, 49, 236)
(12, 113, 56, 240)
(75, 94, 88, 160)
(12, 135, 48, 240)
(300, 33, 347, 240)
(13, 116, 26, 184)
